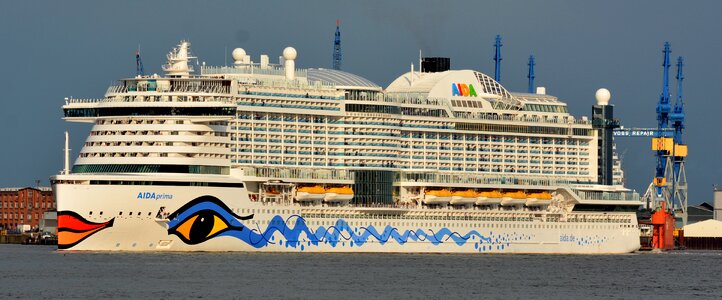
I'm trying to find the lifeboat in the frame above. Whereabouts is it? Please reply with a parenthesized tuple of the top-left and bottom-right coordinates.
(450, 189, 478, 205)
(476, 191, 503, 206)
(324, 186, 354, 203)
(423, 189, 452, 205)
(296, 186, 326, 202)
(525, 192, 553, 206)
(501, 191, 527, 206)
(265, 188, 280, 195)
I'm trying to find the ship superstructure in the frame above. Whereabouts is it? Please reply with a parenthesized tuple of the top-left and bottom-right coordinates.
(51, 41, 641, 253)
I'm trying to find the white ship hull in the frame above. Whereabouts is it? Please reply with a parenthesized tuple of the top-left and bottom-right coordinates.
(54, 182, 641, 254)
(52, 40, 643, 255)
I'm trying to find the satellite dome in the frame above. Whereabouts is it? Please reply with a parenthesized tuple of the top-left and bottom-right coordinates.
(283, 47, 297, 60)
(595, 88, 611, 106)
(232, 48, 246, 62)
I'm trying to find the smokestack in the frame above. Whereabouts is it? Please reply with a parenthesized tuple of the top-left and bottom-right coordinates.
(421, 57, 450, 73)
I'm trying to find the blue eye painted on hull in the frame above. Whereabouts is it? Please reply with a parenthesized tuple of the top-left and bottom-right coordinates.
(167, 196, 253, 245)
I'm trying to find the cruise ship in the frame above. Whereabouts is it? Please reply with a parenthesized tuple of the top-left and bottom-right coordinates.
(51, 41, 641, 253)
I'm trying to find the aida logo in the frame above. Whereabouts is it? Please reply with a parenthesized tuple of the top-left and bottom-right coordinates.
(137, 192, 173, 200)
(451, 83, 478, 97)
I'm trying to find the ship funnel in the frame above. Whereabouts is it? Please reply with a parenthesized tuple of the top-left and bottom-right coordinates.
(421, 57, 450, 73)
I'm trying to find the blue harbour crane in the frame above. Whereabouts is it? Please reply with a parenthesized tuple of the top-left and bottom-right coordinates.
(654, 42, 672, 192)
(493, 35, 502, 82)
(612, 42, 688, 226)
(527, 55, 535, 93)
(332, 19, 342, 70)
(650, 42, 688, 226)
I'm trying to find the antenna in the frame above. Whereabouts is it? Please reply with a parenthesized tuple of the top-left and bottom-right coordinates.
(419, 49, 422, 73)
(527, 55, 535, 93)
(333, 19, 342, 70)
(63, 131, 71, 175)
(135, 45, 145, 76)
(493, 35, 502, 82)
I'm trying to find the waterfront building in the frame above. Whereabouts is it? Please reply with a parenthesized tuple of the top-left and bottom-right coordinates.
(0, 187, 54, 231)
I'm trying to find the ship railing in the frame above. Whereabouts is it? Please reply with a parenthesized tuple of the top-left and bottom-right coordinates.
(345, 90, 385, 101)
(168, 83, 230, 94)
(201, 65, 308, 78)
(575, 190, 640, 201)
(243, 166, 354, 181)
(452, 111, 590, 125)
(70, 95, 235, 105)
(106, 85, 128, 94)
(398, 172, 596, 187)
(106, 83, 231, 95)
(385, 94, 448, 106)
(64, 98, 104, 105)
(247, 77, 335, 90)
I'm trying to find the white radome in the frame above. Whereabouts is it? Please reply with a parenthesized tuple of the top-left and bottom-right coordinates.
(595, 88, 611, 106)
(283, 47, 297, 60)
(232, 48, 246, 62)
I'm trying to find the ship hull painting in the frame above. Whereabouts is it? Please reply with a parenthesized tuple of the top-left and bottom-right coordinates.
(53, 184, 641, 253)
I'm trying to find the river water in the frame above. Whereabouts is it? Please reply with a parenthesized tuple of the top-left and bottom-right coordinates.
(1, 245, 720, 299)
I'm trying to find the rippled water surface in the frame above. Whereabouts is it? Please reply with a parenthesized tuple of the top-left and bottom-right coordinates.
(1, 245, 721, 299)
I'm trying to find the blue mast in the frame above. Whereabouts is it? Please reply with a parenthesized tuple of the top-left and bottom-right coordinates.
(654, 42, 672, 194)
(671, 56, 685, 144)
(527, 55, 535, 93)
(657, 42, 672, 129)
(333, 19, 342, 70)
(493, 35, 502, 82)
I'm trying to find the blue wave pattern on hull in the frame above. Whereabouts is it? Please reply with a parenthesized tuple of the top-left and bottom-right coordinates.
(164, 196, 607, 251)
(240, 215, 494, 249)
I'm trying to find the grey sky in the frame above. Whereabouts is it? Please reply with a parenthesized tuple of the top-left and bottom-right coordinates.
(1, 1, 720, 203)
